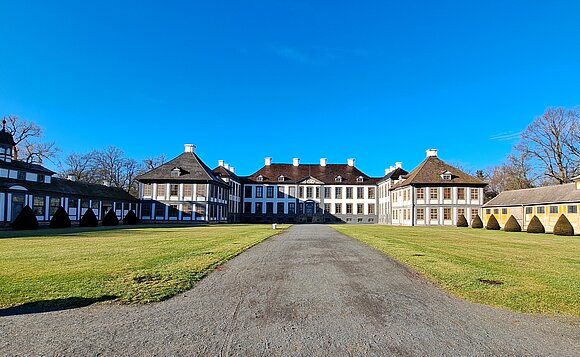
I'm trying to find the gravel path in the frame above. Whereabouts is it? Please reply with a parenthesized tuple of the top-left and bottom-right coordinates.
(1, 224, 579, 356)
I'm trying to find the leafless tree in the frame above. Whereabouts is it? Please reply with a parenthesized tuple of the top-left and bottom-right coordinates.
(486, 152, 536, 196)
(59, 152, 98, 183)
(3, 114, 60, 164)
(142, 154, 166, 170)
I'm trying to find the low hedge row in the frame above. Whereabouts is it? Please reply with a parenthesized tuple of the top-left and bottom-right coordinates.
(459, 213, 575, 236)
(10, 206, 140, 231)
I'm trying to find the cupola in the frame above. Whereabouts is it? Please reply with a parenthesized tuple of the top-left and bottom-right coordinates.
(0, 119, 15, 162)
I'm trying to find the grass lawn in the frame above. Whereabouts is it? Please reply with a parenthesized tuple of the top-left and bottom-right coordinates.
(0, 224, 287, 308)
(334, 225, 580, 316)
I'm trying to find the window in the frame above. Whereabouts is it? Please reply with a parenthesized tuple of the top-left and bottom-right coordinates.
(537, 206, 545, 214)
(170, 168, 181, 178)
(335, 203, 342, 214)
(346, 203, 353, 214)
(69, 198, 78, 209)
(33, 196, 45, 216)
(277, 202, 285, 214)
(324, 203, 331, 213)
(346, 187, 353, 199)
(486, 209, 491, 214)
(277, 186, 285, 198)
(37, 174, 45, 183)
(457, 188, 465, 200)
(416, 188, 425, 200)
(306, 187, 313, 199)
(299, 186, 304, 198)
(458, 208, 465, 219)
(256, 186, 263, 198)
(357, 187, 364, 199)
(17, 171, 26, 180)
(568, 205, 578, 214)
(430, 209, 438, 221)
(417, 208, 425, 220)
(195, 204, 205, 217)
(368, 204, 375, 214)
(255, 202, 263, 214)
(49, 197, 60, 215)
(169, 204, 178, 217)
(430, 188, 438, 200)
(156, 184, 166, 198)
(91, 200, 100, 210)
(244, 202, 251, 213)
(289, 186, 296, 197)
(244, 186, 253, 198)
(267, 186, 274, 198)
(335, 176, 342, 182)
(196, 184, 206, 197)
(525, 207, 533, 214)
(502, 208, 508, 215)
(356, 176, 364, 183)
(257, 175, 263, 182)
(335, 187, 342, 199)
(357, 203, 364, 214)
(142, 203, 152, 216)
(155, 203, 165, 217)
(278, 175, 284, 182)
(444, 208, 452, 220)
(471, 189, 479, 200)
(170, 184, 179, 196)
(324, 187, 331, 198)
(81, 200, 90, 209)
(494, 209, 499, 214)
(266, 202, 273, 214)
(549, 206, 558, 214)
(298, 203, 303, 214)
(442, 174, 452, 180)
(444, 188, 452, 200)
(315, 187, 320, 199)
(288, 202, 296, 214)
(143, 184, 152, 196)
(368, 187, 375, 199)
(182, 203, 192, 218)
(183, 184, 193, 197)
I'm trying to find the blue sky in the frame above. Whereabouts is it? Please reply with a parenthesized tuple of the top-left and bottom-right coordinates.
(1, 1, 579, 177)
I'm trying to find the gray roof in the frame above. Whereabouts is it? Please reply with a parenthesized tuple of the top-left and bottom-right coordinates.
(0, 177, 137, 201)
(136, 152, 227, 186)
(377, 167, 408, 184)
(0, 159, 55, 175)
(484, 183, 580, 207)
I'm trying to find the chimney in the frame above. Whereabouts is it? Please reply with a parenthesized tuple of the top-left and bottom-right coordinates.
(390, 165, 395, 172)
(320, 158, 327, 167)
(395, 162, 402, 169)
(347, 158, 355, 167)
(293, 158, 300, 167)
(218, 160, 225, 167)
(67, 174, 77, 182)
(184, 144, 195, 153)
(384, 168, 390, 176)
(426, 148, 438, 157)
(230, 166, 235, 173)
(224, 163, 230, 170)
(265, 157, 272, 166)
(102, 180, 110, 187)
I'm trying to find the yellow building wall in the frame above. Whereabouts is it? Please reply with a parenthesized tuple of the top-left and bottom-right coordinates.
(484, 203, 580, 233)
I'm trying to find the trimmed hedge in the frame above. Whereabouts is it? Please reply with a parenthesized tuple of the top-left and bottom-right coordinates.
(471, 214, 483, 229)
(526, 215, 545, 234)
(80, 208, 99, 227)
(486, 214, 500, 230)
(12, 205, 39, 230)
(553, 214, 575, 236)
(50, 206, 71, 229)
(123, 210, 139, 225)
(504, 215, 522, 232)
(102, 209, 119, 226)
(457, 214, 468, 227)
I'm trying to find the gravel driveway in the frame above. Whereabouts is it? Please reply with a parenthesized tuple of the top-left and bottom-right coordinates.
(1, 224, 579, 356)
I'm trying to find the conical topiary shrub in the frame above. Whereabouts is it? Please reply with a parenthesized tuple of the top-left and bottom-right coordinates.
(50, 206, 71, 228)
(553, 214, 574, 236)
(102, 209, 119, 226)
(123, 210, 139, 225)
(79, 208, 99, 227)
(471, 214, 483, 228)
(504, 215, 522, 232)
(486, 214, 500, 230)
(12, 205, 39, 230)
(457, 214, 468, 227)
(526, 215, 545, 234)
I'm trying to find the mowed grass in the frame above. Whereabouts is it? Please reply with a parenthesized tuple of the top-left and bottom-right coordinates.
(0, 224, 287, 308)
(334, 225, 580, 316)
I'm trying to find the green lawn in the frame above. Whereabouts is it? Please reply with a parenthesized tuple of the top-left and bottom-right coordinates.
(334, 225, 580, 316)
(0, 224, 287, 308)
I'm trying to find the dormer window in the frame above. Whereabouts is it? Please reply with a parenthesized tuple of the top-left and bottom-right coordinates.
(278, 175, 284, 182)
(335, 175, 342, 183)
(442, 174, 451, 180)
(17, 171, 26, 181)
(356, 176, 364, 183)
(170, 168, 182, 178)
(257, 175, 264, 182)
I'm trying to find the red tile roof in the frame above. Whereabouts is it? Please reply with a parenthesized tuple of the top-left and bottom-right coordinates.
(243, 163, 380, 185)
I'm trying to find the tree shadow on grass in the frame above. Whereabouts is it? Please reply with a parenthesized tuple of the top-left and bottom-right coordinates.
(0, 295, 118, 317)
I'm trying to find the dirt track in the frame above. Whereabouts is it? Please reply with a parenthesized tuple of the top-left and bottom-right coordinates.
(1, 224, 578, 356)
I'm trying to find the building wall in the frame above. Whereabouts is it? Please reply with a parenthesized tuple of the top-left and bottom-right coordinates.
(484, 203, 580, 232)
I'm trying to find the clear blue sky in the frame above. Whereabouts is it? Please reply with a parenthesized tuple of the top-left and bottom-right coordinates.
(1, 1, 579, 177)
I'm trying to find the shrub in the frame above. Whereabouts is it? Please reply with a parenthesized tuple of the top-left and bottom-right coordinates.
(526, 215, 545, 234)
(486, 214, 500, 230)
(471, 214, 483, 228)
(123, 210, 139, 225)
(456, 214, 468, 227)
(12, 206, 38, 230)
(553, 214, 575, 236)
(50, 206, 71, 228)
(102, 209, 119, 226)
(504, 215, 521, 232)
(80, 208, 99, 227)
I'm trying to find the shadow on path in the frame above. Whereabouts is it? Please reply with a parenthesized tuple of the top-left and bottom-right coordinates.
(0, 295, 117, 317)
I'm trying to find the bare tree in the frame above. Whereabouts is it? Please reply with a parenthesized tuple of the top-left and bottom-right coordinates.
(486, 152, 536, 196)
(59, 151, 98, 183)
(142, 154, 166, 170)
(518, 107, 579, 184)
(2, 114, 60, 164)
